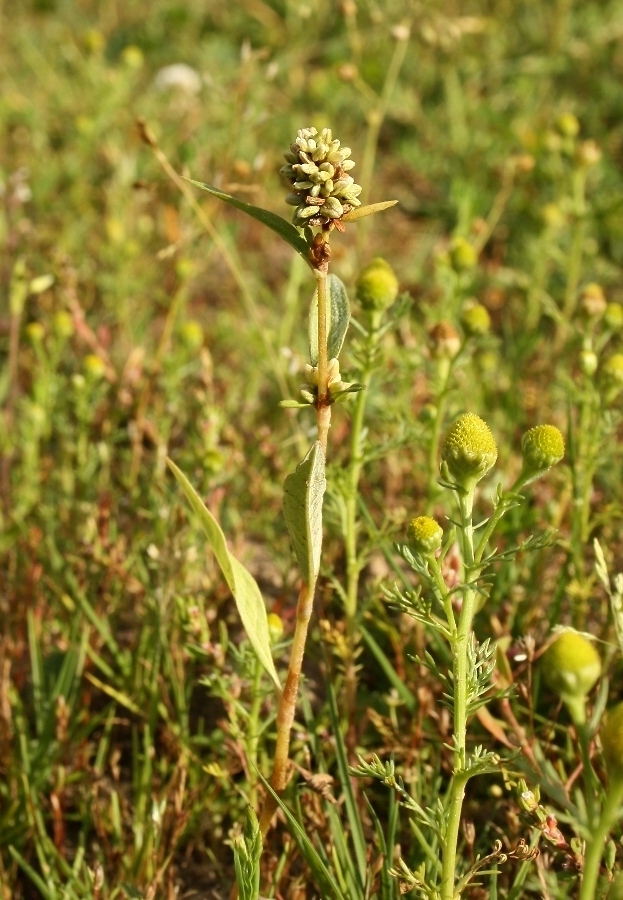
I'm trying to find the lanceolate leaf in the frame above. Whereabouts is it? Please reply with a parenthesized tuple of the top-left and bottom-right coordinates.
(184, 178, 311, 265)
(309, 274, 350, 366)
(168, 459, 281, 690)
(341, 199, 398, 222)
(282, 442, 326, 586)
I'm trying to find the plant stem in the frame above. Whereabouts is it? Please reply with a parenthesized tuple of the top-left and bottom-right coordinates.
(441, 488, 477, 900)
(426, 357, 453, 514)
(258, 581, 314, 835)
(563, 167, 587, 322)
(577, 722, 596, 828)
(343, 311, 382, 752)
(315, 267, 331, 453)
(579, 778, 623, 900)
(247, 653, 264, 810)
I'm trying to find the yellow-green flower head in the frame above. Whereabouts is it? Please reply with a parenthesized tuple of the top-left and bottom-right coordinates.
(356, 258, 399, 312)
(441, 413, 498, 488)
(53, 310, 74, 339)
(429, 321, 461, 360)
(542, 631, 601, 724)
(579, 283, 606, 319)
(604, 302, 623, 331)
(407, 516, 443, 554)
(281, 127, 362, 230)
(521, 424, 565, 474)
(602, 353, 623, 387)
(25, 322, 45, 343)
(599, 703, 623, 782)
(461, 301, 491, 336)
(449, 237, 478, 272)
(557, 112, 580, 138)
(84, 354, 106, 379)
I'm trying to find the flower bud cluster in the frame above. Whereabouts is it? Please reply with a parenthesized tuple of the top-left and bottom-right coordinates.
(281, 127, 362, 229)
(300, 358, 354, 404)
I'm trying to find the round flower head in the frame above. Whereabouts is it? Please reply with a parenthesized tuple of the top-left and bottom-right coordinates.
(281, 127, 362, 230)
(600, 702, 623, 783)
(557, 112, 580, 138)
(542, 630, 601, 725)
(441, 413, 498, 490)
(602, 353, 623, 387)
(407, 516, 443, 555)
(580, 283, 606, 319)
(356, 258, 399, 312)
(449, 237, 477, 272)
(461, 301, 491, 337)
(604, 302, 623, 331)
(521, 425, 565, 477)
(579, 349, 598, 377)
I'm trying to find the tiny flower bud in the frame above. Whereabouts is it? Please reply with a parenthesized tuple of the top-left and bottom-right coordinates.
(604, 302, 623, 331)
(460, 301, 491, 336)
(267, 612, 284, 644)
(429, 322, 461, 360)
(418, 403, 437, 423)
(441, 413, 498, 490)
(602, 353, 623, 387)
(25, 322, 44, 343)
(579, 283, 606, 319)
(575, 139, 602, 168)
(542, 630, 601, 725)
(556, 112, 580, 138)
(84, 354, 106, 379)
(599, 702, 623, 783)
(579, 350, 598, 377)
(356, 258, 399, 312)
(449, 237, 477, 272)
(53, 311, 74, 339)
(407, 516, 443, 554)
(521, 424, 565, 476)
(541, 203, 565, 230)
(178, 320, 204, 350)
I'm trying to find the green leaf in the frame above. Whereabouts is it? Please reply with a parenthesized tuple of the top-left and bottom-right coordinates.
(168, 459, 281, 690)
(309, 274, 351, 365)
(184, 178, 311, 265)
(341, 200, 398, 222)
(283, 442, 326, 585)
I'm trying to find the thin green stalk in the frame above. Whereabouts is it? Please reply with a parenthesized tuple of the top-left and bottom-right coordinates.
(426, 357, 454, 513)
(356, 31, 409, 258)
(343, 311, 382, 752)
(577, 722, 596, 828)
(442, 62, 468, 154)
(247, 653, 264, 810)
(441, 488, 477, 900)
(563, 167, 587, 322)
(579, 778, 623, 900)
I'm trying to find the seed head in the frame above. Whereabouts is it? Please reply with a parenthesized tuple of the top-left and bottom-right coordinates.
(521, 425, 565, 475)
(461, 301, 491, 336)
(441, 413, 498, 488)
(599, 703, 623, 783)
(407, 516, 443, 554)
(356, 258, 399, 312)
(542, 630, 601, 724)
(281, 127, 362, 230)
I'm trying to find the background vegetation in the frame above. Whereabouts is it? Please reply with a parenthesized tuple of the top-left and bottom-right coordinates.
(2, 0, 623, 897)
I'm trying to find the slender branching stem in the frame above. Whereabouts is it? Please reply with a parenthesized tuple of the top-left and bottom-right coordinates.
(579, 778, 623, 900)
(577, 722, 596, 828)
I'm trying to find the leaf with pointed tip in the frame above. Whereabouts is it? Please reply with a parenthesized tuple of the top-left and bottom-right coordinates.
(283, 443, 326, 585)
(341, 199, 398, 222)
(184, 178, 311, 265)
(168, 459, 281, 690)
(279, 399, 313, 409)
(309, 275, 350, 366)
